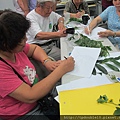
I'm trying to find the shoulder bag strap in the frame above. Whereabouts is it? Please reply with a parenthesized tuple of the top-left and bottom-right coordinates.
(0, 57, 27, 84)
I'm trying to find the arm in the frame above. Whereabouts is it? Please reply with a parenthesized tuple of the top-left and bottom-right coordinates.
(85, 16, 103, 34)
(22, 0, 29, 15)
(27, 44, 61, 71)
(89, 16, 102, 32)
(98, 30, 120, 37)
(35, 30, 67, 40)
(64, 10, 83, 18)
(57, 17, 66, 30)
(17, 0, 29, 16)
(64, 1, 90, 18)
(27, 15, 67, 40)
(9, 44, 75, 103)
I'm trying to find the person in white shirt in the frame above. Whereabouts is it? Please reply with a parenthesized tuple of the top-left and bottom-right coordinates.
(26, 0, 67, 81)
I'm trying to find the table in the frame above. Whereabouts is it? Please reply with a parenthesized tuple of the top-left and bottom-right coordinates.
(58, 19, 120, 116)
(60, 30, 118, 84)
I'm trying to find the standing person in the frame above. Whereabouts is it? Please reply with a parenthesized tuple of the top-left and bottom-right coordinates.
(29, 0, 37, 11)
(0, 10, 74, 120)
(64, 0, 90, 18)
(102, 0, 113, 11)
(13, 0, 29, 16)
(22, 0, 57, 14)
(26, 0, 67, 80)
(22, 0, 37, 11)
(85, 0, 120, 51)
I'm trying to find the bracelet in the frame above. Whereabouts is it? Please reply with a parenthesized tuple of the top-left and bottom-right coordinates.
(43, 58, 51, 65)
(43, 56, 55, 65)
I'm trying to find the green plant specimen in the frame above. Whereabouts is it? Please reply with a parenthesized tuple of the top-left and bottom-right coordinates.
(92, 67, 96, 75)
(97, 95, 120, 115)
(95, 63, 108, 75)
(111, 60, 120, 67)
(109, 74, 116, 80)
(105, 63, 119, 72)
(66, 17, 83, 24)
(69, 34, 112, 57)
(94, 56, 120, 74)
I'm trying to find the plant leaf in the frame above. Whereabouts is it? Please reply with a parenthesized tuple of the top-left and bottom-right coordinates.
(113, 107, 120, 115)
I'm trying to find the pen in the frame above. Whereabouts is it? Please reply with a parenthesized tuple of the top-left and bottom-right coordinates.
(64, 56, 67, 59)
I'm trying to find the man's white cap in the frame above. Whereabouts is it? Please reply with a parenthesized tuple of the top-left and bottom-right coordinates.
(37, 0, 55, 3)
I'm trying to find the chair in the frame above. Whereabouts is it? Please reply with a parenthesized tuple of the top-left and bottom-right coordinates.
(98, 21, 108, 29)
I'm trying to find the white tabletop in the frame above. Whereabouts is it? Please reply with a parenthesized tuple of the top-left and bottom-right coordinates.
(60, 30, 118, 84)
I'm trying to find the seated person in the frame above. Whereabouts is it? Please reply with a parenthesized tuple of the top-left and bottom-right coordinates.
(85, 0, 120, 50)
(64, 0, 90, 18)
(26, 0, 67, 80)
(0, 10, 74, 120)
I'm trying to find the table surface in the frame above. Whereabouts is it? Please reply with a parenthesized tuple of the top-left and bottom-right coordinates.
(60, 31, 118, 84)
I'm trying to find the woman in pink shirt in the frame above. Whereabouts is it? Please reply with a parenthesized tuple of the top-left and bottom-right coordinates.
(0, 10, 74, 120)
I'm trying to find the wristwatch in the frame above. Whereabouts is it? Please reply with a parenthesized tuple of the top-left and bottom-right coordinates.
(113, 32, 117, 37)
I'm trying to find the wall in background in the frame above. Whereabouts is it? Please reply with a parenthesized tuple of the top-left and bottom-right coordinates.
(0, 0, 14, 10)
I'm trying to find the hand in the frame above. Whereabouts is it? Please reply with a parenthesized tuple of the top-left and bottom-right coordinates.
(58, 23, 66, 30)
(44, 60, 62, 71)
(76, 12, 81, 18)
(98, 30, 113, 37)
(58, 29, 67, 37)
(76, 10, 85, 18)
(59, 56, 75, 73)
(84, 26, 91, 35)
(24, 10, 29, 16)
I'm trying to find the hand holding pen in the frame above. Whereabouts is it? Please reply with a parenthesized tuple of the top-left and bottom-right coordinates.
(61, 56, 75, 73)
(64, 56, 67, 59)
(87, 26, 91, 36)
(84, 26, 91, 35)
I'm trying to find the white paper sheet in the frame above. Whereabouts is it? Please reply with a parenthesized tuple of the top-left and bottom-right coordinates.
(67, 46, 101, 77)
(56, 74, 113, 102)
(57, 74, 113, 93)
(76, 27, 106, 40)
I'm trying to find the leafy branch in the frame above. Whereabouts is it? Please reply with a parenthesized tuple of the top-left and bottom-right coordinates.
(68, 34, 112, 57)
(66, 17, 83, 24)
(97, 95, 120, 115)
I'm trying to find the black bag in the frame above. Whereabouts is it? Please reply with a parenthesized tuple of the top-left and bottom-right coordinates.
(38, 93, 60, 120)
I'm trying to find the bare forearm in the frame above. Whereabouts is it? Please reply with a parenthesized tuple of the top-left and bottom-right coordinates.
(28, 44, 49, 63)
(108, 31, 120, 37)
(89, 16, 102, 31)
(10, 63, 65, 103)
(9, 57, 74, 103)
(70, 13, 76, 18)
(58, 17, 64, 23)
(89, 20, 98, 31)
(36, 31, 61, 40)
(30, 66, 65, 100)
(22, 0, 29, 11)
(17, 0, 25, 11)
